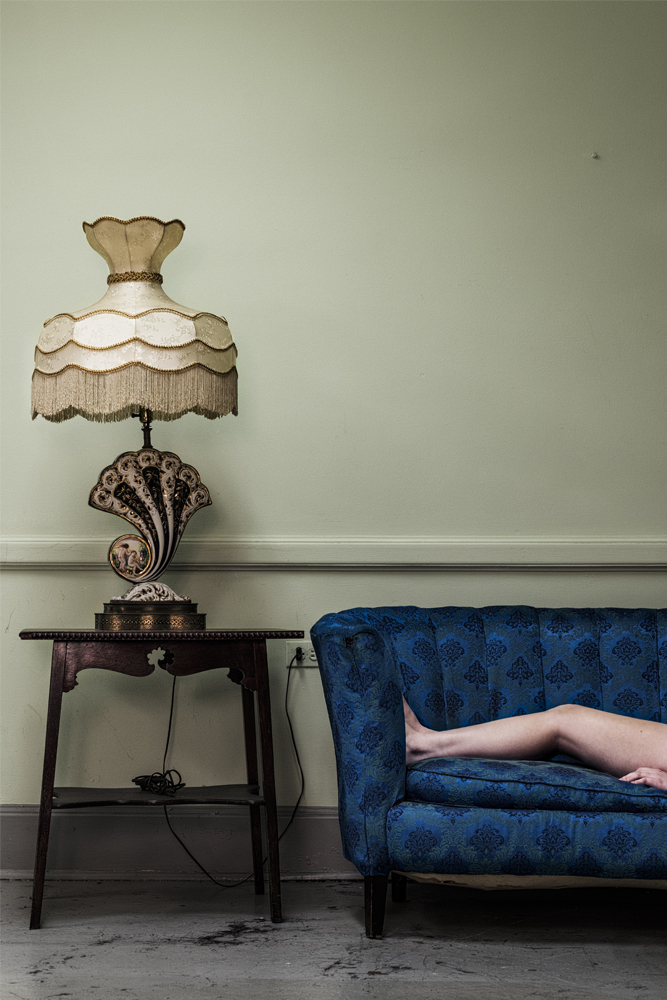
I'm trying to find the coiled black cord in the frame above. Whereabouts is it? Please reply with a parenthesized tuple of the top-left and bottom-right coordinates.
(132, 769, 184, 795)
(132, 654, 305, 888)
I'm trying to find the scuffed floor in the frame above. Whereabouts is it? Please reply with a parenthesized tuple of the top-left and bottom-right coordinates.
(1, 879, 666, 999)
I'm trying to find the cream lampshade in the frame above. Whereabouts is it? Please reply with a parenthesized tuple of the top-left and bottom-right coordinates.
(31, 217, 238, 629)
(32, 216, 237, 422)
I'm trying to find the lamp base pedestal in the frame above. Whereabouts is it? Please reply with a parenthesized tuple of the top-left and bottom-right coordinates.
(95, 600, 206, 631)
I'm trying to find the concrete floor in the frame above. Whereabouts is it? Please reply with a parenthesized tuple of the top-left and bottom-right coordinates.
(1, 879, 666, 1000)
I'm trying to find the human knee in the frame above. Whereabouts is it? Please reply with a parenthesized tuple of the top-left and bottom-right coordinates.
(547, 703, 584, 723)
(549, 702, 588, 716)
(547, 703, 586, 742)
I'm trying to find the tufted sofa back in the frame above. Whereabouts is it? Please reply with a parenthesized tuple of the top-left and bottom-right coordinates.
(314, 606, 667, 730)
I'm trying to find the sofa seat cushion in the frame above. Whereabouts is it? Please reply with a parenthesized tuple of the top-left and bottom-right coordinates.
(386, 800, 667, 878)
(406, 757, 667, 813)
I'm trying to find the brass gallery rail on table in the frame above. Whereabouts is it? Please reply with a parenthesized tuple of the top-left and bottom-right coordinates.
(19, 629, 304, 929)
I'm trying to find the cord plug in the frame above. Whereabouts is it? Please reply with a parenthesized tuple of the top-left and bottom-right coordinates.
(285, 641, 318, 667)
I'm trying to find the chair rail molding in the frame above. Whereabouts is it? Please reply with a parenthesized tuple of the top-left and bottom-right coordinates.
(1, 536, 666, 571)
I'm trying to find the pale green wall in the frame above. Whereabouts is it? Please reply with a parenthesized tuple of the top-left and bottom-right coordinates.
(2, 1, 666, 805)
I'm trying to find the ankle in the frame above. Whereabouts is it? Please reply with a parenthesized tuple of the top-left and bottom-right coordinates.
(405, 731, 436, 765)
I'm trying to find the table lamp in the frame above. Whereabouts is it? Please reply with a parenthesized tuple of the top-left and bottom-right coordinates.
(31, 216, 237, 630)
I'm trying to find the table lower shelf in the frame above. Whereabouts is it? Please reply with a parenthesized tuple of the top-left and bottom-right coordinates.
(52, 785, 265, 808)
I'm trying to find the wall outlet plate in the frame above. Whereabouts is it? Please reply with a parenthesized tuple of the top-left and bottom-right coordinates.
(285, 640, 318, 667)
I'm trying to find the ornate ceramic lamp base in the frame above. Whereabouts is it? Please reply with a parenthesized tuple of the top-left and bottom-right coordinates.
(89, 430, 212, 631)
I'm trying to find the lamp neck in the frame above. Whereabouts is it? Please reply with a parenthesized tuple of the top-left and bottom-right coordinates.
(79, 280, 184, 316)
(132, 408, 153, 448)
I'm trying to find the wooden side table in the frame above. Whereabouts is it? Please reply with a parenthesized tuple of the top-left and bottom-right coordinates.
(19, 628, 303, 929)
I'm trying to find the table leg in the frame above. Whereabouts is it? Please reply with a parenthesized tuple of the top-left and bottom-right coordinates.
(254, 641, 282, 923)
(241, 685, 264, 895)
(31, 642, 67, 929)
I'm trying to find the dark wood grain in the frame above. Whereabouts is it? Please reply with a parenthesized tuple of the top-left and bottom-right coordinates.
(31, 642, 67, 930)
(45, 638, 286, 692)
(63, 641, 154, 691)
(364, 875, 389, 938)
(254, 640, 282, 923)
(21, 630, 304, 641)
(52, 785, 264, 808)
(26, 629, 291, 927)
(242, 685, 265, 895)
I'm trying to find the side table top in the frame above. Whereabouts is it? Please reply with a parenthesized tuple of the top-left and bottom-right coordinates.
(19, 629, 304, 641)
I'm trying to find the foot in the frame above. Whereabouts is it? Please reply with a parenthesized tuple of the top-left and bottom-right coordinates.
(403, 696, 437, 765)
(403, 696, 425, 734)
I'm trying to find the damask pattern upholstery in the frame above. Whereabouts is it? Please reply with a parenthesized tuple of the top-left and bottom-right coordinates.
(387, 802, 667, 879)
(406, 758, 667, 813)
(311, 606, 667, 880)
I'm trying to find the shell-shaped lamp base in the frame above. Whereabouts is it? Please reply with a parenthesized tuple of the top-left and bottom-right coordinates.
(89, 447, 211, 584)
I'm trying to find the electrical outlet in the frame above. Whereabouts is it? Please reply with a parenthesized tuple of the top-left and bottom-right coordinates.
(285, 640, 318, 667)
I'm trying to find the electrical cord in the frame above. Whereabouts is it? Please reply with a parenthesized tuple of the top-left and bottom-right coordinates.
(277, 649, 306, 844)
(132, 769, 184, 796)
(132, 651, 306, 889)
(132, 674, 184, 795)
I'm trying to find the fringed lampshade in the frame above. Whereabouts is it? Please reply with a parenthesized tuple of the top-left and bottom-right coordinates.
(32, 216, 237, 423)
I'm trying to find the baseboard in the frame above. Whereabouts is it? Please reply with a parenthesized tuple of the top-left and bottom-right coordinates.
(0, 804, 358, 880)
(2, 536, 666, 571)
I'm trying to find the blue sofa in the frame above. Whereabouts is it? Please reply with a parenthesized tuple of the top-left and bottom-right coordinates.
(311, 606, 667, 936)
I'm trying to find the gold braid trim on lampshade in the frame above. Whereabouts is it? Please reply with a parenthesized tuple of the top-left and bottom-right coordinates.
(31, 217, 238, 422)
(84, 216, 186, 228)
(42, 308, 229, 324)
(107, 271, 163, 284)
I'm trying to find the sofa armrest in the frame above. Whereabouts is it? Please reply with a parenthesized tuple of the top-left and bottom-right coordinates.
(311, 617, 406, 876)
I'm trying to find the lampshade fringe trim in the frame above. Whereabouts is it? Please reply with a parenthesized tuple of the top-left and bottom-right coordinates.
(31, 366, 238, 422)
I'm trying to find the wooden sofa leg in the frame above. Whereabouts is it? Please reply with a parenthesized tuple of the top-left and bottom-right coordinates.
(391, 872, 407, 902)
(364, 875, 388, 938)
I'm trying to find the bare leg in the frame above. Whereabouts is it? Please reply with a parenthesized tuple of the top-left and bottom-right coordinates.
(404, 698, 667, 788)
